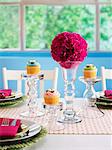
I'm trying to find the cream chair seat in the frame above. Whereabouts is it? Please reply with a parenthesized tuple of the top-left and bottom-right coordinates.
(2, 67, 58, 97)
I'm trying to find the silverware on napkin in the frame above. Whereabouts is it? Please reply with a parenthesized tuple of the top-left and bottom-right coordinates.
(1, 118, 9, 126)
(10, 119, 17, 126)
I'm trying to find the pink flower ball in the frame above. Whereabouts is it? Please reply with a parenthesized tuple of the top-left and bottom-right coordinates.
(51, 32, 88, 68)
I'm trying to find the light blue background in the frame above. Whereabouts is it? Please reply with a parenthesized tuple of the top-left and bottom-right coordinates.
(0, 51, 112, 97)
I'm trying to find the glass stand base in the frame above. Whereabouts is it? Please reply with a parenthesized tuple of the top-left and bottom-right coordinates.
(20, 110, 44, 118)
(58, 115, 82, 124)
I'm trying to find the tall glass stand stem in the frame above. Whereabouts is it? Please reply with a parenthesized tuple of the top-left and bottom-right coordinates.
(27, 77, 38, 114)
(58, 61, 82, 124)
(83, 81, 96, 107)
(64, 81, 75, 118)
(20, 74, 44, 118)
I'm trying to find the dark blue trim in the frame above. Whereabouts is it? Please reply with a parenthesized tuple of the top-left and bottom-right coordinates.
(0, 51, 112, 58)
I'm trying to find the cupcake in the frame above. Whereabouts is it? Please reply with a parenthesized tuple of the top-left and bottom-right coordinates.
(26, 59, 40, 75)
(44, 89, 60, 105)
(84, 64, 97, 79)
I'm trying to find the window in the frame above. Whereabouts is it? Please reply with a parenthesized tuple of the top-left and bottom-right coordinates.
(100, 4, 112, 51)
(25, 5, 95, 50)
(0, 5, 19, 49)
(0, 0, 112, 51)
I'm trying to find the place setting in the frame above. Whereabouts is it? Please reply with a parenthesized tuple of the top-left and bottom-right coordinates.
(0, 117, 47, 149)
(96, 90, 112, 109)
(0, 89, 26, 107)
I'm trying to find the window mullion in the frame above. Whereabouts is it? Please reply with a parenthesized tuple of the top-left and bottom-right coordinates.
(95, 1, 100, 51)
(20, 3, 25, 51)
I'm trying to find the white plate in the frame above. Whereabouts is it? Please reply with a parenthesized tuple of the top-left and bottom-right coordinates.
(0, 92, 22, 102)
(0, 119, 41, 143)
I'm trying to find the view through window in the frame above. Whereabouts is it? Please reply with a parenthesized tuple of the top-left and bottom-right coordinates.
(0, 0, 112, 51)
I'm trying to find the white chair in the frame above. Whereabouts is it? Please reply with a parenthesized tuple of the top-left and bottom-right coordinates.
(2, 68, 27, 94)
(39, 68, 58, 97)
(101, 66, 112, 91)
(2, 67, 58, 97)
(96, 66, 112, 97)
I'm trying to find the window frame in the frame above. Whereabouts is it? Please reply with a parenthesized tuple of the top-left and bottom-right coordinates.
(0, 0, 112, 51)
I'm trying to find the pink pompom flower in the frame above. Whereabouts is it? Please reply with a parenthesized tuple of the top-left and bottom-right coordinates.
(51, 32, 88, 68)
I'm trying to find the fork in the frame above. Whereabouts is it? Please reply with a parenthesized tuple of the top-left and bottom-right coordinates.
(1, 118, 9, 126)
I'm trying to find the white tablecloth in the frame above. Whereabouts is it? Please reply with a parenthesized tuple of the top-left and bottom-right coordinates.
(26, 134, 112, 150)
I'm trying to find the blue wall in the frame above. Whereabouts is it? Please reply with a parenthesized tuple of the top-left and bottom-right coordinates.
(0, 51, 112, 97)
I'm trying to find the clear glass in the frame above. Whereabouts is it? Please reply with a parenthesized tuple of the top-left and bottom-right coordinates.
(20, 74, 44, 118)
(25, 5, 95, 50)
(79, 77, 101, 106)
(100, 5, 112, 51)
(58, 61, 82, 124)
(43, 103, 64, 131)
(83, 80, 97, 107)
(0, 5, 19, 49)
(79, 77, 104, 119)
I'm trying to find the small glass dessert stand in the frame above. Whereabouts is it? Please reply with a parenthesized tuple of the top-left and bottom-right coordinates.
(79, 76, 104, 119)
(43, 102, 65, 131)
(79, 76, 101, 107)
(20, 73, 44, 118)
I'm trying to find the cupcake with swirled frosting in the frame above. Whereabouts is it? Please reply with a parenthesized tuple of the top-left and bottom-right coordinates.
(44, 89, 60, 105)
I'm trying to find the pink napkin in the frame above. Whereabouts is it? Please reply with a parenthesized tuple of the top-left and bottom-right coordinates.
(104, 90, 112, 99)
(0, 118, 21, 137)
(0, 89, 12, 99)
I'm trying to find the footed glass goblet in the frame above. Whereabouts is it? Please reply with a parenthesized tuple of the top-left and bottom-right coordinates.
(58, 61, 82, 124)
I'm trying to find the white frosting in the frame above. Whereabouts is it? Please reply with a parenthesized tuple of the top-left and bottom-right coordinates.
(44, 89, 60, 97)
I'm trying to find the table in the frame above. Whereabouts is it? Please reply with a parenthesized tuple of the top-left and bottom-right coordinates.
(26, 135, 112, 150)
(0, 98, 111, 150)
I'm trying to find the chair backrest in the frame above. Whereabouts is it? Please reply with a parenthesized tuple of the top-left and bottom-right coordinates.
(39, 67, 58, 97)
(101, 66, 112, 91)
(2, 67, 26, 94)
(2, 67, 58, 97)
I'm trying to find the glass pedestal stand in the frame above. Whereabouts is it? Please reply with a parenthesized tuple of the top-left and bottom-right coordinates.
(58, 61, 82, 124)
(20, 73, 44, 118)
(79, 76, 101, 107)
(44, 103, 65, 131)
(79, 76, 104, 119)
